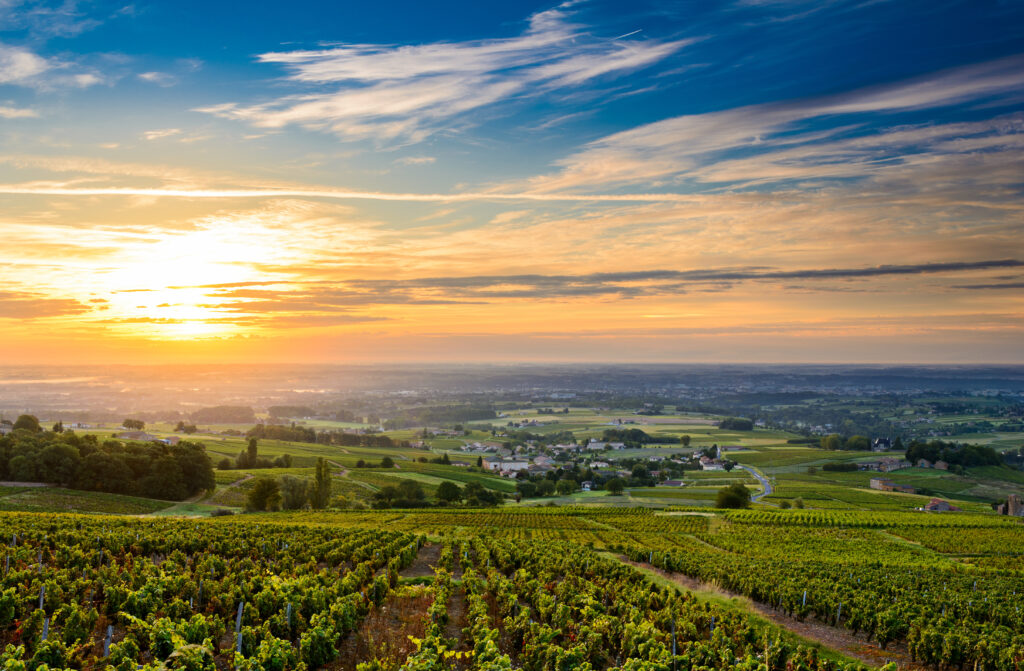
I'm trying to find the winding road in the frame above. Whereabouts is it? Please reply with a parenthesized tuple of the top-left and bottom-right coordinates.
(736, 465, 773, 501)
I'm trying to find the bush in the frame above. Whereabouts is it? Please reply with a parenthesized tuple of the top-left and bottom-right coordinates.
(715, 483, 751, 509)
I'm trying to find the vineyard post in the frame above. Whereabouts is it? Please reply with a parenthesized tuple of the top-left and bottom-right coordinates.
(672, 618, 677, 671)
(41, 617, 48, 641)
(235, 601, 245, 655)
(802, 590, 806, 607)
(103, 625, 113, 657)
(38, 585, 45, 611)
(286, 602, 293, 630)
(836, 602, 842, 625)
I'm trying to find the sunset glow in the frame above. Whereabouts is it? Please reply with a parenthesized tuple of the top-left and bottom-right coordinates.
(1, 0, 1022, 364)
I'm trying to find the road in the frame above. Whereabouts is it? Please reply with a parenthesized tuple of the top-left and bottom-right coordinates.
(737, 465, 773, 501)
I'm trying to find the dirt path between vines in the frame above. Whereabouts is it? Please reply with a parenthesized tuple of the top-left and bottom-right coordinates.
(618, 557, 927, 670)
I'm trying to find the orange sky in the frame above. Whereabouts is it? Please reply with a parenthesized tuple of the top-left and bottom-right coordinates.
(2, 2, 1023, 364)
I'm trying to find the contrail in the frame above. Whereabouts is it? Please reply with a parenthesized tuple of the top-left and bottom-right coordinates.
(0, 184, 701, 203)
(612, 29, 642, 39)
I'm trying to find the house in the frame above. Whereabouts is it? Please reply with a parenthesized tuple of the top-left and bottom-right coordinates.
(872, 438, 893, 451)
(482, 459, 529, 474)
(533, 455, 554, 467)
(581, 481, 593, 492)
(159, 436, 181, 446)
(587, 440, 608, 450)
(590, 461, 610, 468)
(700, 456, 725, 471)
(877, 457, 910, 473)
(934, 460, 949, 471)
(922, 498, 960, 512)
(869, 478, 915, 494)
(998, 494, 1024, 517)
(917, 458, 933, 469)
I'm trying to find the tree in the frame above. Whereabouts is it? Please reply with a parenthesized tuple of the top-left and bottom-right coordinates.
(820, 434, 843, 450)
(397, 480, 425, 504)
(51, 422, 63, 433)
(515, 481, 537, 498)
(476, 456, 483, 467)
(606, 478, 625, 495)
(175, 421, 198, 434)
(845, 435, 870, 451)
(793, 497, 805, 509)
(37, 443, 81, 487)
(247, 438, 258, 466)
(437, 481, 463, 504)
(217, 458, 233, 470)
(715, 483, 751, 509)
(556, 479, 577, 495)
(280, 476, 309, 510)
(12, 415, 41, 433)
(310, 458, 331, 509)
(122, 419, 145, 430)
(536, 480, 555, 497)
(380, 456, 394, 468)
(141, 456, 188, 501)
(463, 482, 501, 507)
(247, 478, 281, 512)
(681, 435, 691, 447)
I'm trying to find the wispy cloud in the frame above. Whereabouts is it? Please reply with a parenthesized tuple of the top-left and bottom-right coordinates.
(0, 105, 38, 118)
(525, 55, 1024, 192)
(198, 3, 690, 143)
(0, 291, 96, 319)
(142, 128, 183, 141)
(0, 41, 102, 89)
(180, 259, 1024, 308)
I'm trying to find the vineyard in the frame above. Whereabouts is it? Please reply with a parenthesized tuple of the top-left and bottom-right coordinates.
(0, 506, 1019, 671)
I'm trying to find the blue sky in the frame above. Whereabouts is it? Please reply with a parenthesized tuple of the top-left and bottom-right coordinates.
(1, 0, 1023, 363)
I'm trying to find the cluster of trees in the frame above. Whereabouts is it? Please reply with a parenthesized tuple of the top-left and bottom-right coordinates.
(718, 417, 754, 431)
(355, 457, 394, 468)
(122, 419, 145, 430)
(0, 416, 214, 500)
(371, 479, 502, 508)
(819, 434, 893, 451)
(904, 439, 1002, 468)
(246, 458, 331, 511)
(821, 462, 859, 472)
(217, 438, 292, 470)
(173, 421, 198, 434)
(537, 407, 570, 415)
(245, 423, 405, 449)
(601, 427, 660, 445)
(715, 483, 752, 508)
(515, 462, 598, 491)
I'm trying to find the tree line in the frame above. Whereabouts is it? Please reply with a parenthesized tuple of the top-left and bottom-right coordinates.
(0, 415, 214, 500)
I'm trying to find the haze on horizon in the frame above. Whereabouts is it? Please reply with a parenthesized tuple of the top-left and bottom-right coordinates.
(1, 0, 1023, 365)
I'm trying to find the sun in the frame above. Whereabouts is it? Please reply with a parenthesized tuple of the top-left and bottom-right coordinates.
(96, 223, 276, 340)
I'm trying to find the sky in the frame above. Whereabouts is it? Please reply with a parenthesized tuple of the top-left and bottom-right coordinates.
(1, 0, 1023, 364)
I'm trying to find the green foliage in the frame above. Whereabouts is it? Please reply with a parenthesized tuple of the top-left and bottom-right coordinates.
(715, 482, 751, 508)
(247, 478, 281, 511)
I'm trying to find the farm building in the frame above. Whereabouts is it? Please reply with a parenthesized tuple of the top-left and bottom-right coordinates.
(869, 477, 915, 494)
(922, 498, 960, 512)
